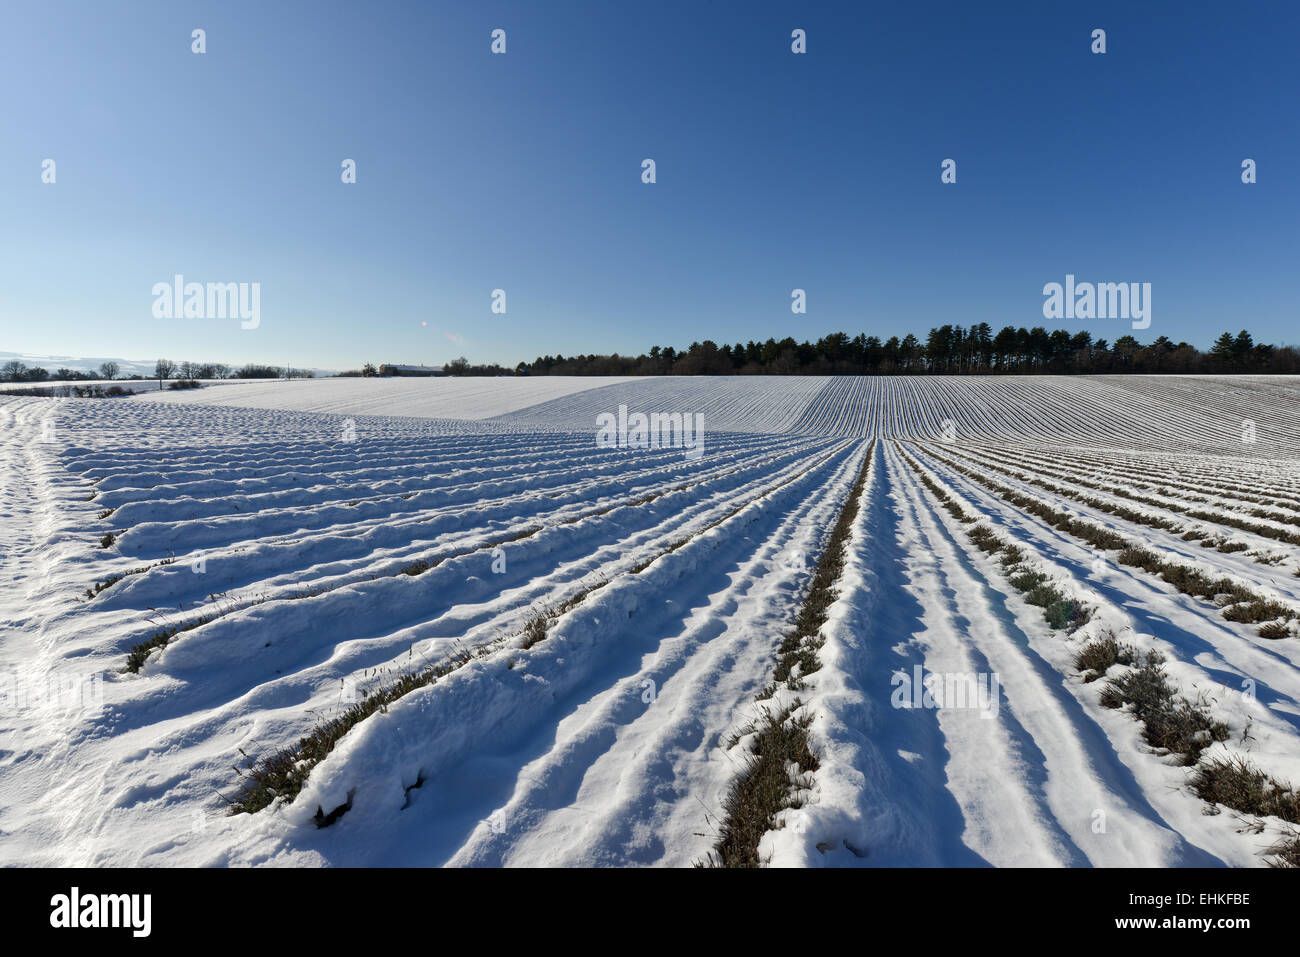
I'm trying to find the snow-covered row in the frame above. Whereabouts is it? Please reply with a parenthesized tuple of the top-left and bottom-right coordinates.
(935, 444, 1300, 573)
(989, 443, 1300, 516)
(922, 443, 1300, 610)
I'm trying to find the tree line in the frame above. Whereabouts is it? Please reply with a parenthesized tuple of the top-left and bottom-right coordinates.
(0, 360, 314, 383)
(338, 358, 512, 377)
(151, 360, 314, 381)
(522, 326, 1300, 376)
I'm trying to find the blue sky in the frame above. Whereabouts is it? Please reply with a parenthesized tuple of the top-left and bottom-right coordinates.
(0, 1, 1295, 370)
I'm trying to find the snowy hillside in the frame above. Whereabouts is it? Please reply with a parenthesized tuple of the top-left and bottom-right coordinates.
(130, 373, 1300, 453)
(129, 375, 639, 421)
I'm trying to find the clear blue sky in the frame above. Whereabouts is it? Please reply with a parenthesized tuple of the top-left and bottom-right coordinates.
(0, 0, 1295, 370)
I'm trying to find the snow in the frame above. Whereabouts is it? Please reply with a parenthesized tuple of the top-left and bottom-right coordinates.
(2, 374, 1299, 867)
(130, 375, 639, 421)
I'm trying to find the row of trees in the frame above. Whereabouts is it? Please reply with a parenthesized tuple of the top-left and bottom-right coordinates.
(444, 357, 511, 376)
(339, 358, 512, 377)
(524, 327, 1299, 376)
(150, 360, 313, 381)
(1, 360, 122, 382)
(0, 359, 315, 383)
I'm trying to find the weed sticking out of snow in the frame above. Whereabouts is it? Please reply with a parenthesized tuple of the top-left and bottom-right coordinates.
(1268, 837, 1300, 867)
(1191, 756, 1300, 825)
(1257, 620, 1292, 640)
(1097, 653, 1229, 765)
(519, 613, 548, 649)
(398, 558, 435, 576)
(1074, 633, 1140, 683)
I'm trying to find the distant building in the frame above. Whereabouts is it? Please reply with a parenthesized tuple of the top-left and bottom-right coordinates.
(378, 364, 445, 377)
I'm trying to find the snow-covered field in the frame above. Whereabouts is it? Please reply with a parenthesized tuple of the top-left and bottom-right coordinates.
(2, 375, 1299, 867)
(131, 375, 639, 420)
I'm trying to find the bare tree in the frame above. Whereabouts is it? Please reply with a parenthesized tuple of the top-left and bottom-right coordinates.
(98, 361, 119, 381)
(154, 359, 176, 389)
